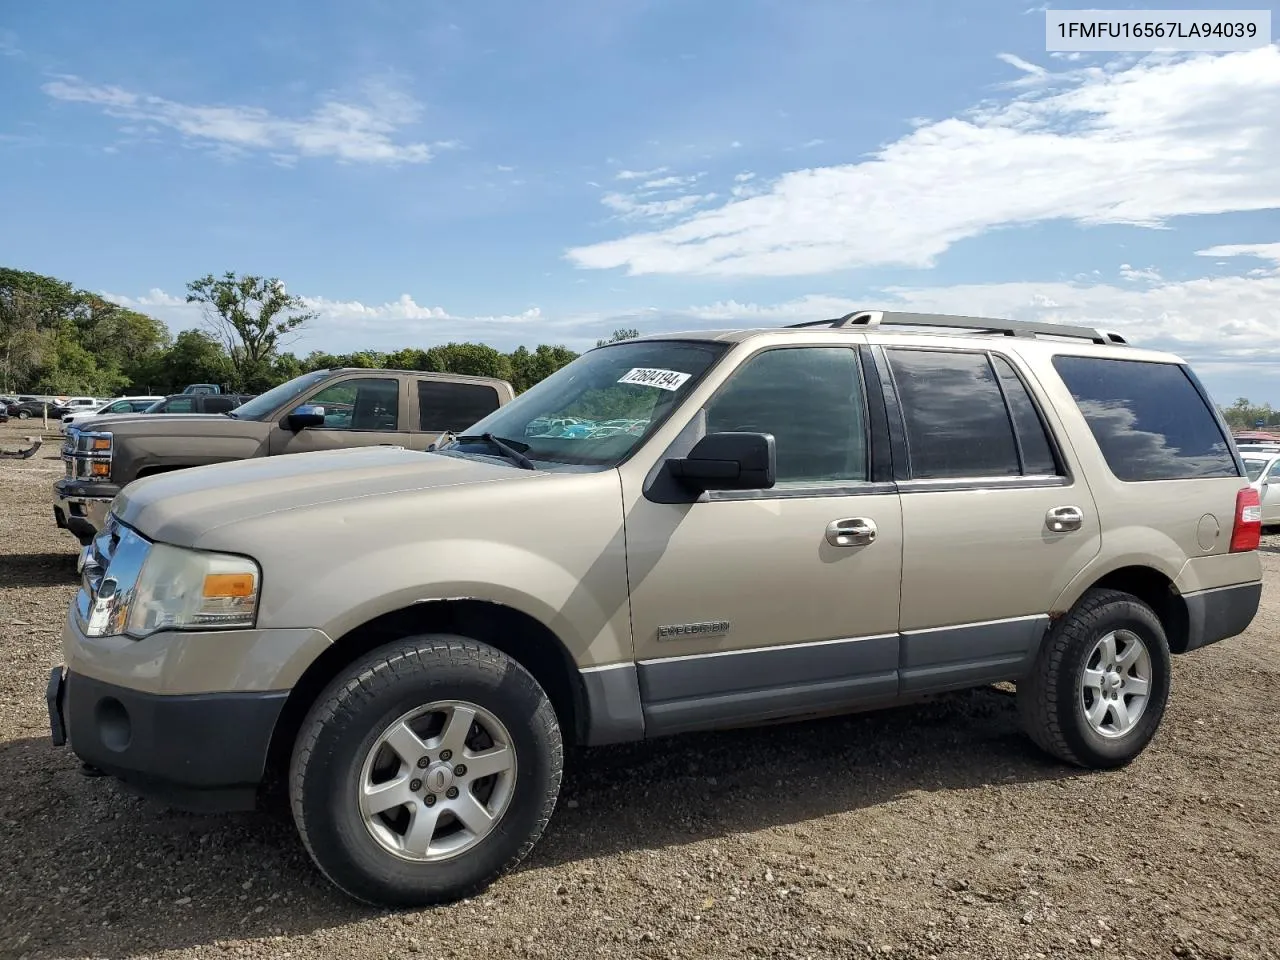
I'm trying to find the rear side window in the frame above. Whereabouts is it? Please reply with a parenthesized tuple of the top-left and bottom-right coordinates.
(203, 397, 236, 413)
(887, 349, 1023, 479)
(1052, 356, 1237, 481)
(417, 380, 502, 432)
(992, 356, 1058, 475)
(165, 398, 194, 413)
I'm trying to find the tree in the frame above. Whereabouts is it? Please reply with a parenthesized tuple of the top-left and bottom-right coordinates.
(129, 330, 233, 394)
(596, 328, 639, 347)
(186, 272, 318, 391)
(421, 342, 514, 382)
(509, 344, 578, 392)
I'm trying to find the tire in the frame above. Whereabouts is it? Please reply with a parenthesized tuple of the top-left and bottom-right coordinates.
(1017, 588, 1172, 769)
(289, 634, 563, 907)
(17, 410, 29, 420)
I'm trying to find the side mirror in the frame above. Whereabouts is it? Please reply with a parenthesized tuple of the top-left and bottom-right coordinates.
(668, 431, 776, 491)
(286, 404, 326, 431)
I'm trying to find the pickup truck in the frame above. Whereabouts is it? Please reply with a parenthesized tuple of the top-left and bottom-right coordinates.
(143, 392, 258, 415)
(53, 367, 515, 544)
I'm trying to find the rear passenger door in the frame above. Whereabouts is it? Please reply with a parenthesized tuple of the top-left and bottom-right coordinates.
(407, 377, 506, 451)
(879, 346, 1101, 694)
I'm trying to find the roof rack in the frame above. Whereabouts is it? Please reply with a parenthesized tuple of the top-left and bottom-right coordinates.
(785, 310, 1128, 345)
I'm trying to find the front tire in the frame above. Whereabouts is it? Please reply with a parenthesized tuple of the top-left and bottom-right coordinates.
(289, 635, 563, 907)
(1017, 588, 1172, 769)
(17, 410, 29, 420)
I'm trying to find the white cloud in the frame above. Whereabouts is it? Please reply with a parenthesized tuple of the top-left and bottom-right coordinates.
(98, 247, 1280, 376)
(565, 47, 1280, 277)
(1195, 243, 1280, 265)
(639, 174, 701, 190)
(600, 191, 716, 221)
(615, 167, 668, 180)
(1119, 263, 1162, 282)
(997, 53, 1047, 76)
(42, 75, 449, 165)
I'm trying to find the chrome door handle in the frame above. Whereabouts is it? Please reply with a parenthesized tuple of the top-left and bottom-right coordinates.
(826, 517, 877, 547)
(1046, 505, 1084, 533)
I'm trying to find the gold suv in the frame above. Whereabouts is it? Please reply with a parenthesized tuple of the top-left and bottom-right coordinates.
(47, 311, 1263, 908)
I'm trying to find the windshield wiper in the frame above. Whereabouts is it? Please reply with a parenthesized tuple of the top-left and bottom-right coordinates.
(454, 433, 538, 470)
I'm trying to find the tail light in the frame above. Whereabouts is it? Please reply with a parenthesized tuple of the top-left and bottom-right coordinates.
(1230, 486, 1262, 552)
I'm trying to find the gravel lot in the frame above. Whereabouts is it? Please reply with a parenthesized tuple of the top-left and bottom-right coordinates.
(2, 418, 1279, 960)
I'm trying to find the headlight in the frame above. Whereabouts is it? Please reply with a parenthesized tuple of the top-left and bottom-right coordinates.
(125, 543, 260, 637)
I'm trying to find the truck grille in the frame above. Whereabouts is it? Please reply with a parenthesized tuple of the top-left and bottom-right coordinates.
(75, 515, 152, 638)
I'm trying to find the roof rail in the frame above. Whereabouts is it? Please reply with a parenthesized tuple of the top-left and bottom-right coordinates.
(785, 310, 1128, 345)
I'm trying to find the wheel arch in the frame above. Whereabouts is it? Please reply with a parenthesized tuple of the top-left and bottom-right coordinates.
(1060, 564, 1191, 654)
(263, 598, 590, 785)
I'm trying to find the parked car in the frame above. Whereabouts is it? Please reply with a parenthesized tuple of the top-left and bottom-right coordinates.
(53, 368, 514, 543)
(46, 311, 1263, 908)
(7, 399, 64, 420)
(140, 392, 256, 415)
(0, 407, 8, 424)
(1240, 449, 1280, 525)
(60, 396, 166, 434)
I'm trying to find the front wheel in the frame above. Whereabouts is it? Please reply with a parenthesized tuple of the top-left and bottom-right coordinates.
(1017, 588, 1172, 769)
(17, 410, 29, 420)
(289, 635, 564, 907)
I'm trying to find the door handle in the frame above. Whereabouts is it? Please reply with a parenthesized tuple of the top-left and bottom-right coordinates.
(1046, 505, 1084, 533)
(826, 517, 877, 547)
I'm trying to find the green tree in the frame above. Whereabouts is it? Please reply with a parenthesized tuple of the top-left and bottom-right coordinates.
(129, 330, 233, 394)
(509, 344, 578, 392)
(186, 272, 318, 391)
(421, 342, 514, 381)
(596, 327, 639, 347)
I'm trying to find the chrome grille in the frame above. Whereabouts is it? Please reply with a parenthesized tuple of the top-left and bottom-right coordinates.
(75, 515, 152, 638)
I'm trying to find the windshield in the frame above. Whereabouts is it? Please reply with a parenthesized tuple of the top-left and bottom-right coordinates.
(446, 339, 727, 467)
(226, 369, 333, 421)
(1243, 458, 1269, 482)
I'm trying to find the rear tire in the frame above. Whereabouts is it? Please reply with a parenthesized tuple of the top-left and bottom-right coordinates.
(289, 634, 563, 907)
(1017, 588, 1171, 769)
(17, 410, 29, 420)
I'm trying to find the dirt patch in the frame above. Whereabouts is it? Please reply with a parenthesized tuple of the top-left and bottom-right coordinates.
(1, 419, 1278, 960)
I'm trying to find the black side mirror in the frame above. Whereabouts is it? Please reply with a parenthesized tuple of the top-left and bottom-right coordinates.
(286, 404, 326, 431)
(668, 431, 776, 491)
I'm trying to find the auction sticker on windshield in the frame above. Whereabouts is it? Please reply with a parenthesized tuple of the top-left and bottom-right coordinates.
(617, 368, 691, 391)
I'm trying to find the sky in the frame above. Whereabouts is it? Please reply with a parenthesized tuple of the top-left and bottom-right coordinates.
(1, 0, 1278, 405)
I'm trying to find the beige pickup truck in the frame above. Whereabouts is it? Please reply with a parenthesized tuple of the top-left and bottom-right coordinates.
(53, 367, 515, 544)
(47, 312, 1262, 909)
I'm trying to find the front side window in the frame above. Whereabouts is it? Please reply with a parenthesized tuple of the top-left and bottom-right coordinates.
(702, 346, 867, 483)
(887, 349, 1022, 479)
(1052, 356, 1238, 482)
(106, 400, 133, 413)
(306, 378, 400, 431)
(229, 369, 333, 422)
(447, 340, 726, 467)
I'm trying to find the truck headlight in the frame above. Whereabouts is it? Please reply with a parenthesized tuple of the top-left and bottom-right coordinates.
(126, 544, 261, 637)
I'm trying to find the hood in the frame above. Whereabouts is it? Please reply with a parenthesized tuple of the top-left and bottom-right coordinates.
(78, 413, 258, 436)
(113, 446, 542, 546)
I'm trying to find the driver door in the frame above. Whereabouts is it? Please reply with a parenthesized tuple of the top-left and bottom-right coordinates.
(269, 374, 411, 455)
(621, 345, 904, 737)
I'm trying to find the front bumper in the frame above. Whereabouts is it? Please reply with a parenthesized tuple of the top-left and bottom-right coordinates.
(47, 665, 287, 812)
(52, 478, 119, 545)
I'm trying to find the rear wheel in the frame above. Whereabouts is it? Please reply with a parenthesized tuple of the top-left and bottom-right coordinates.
(17, 410, 29, 420)
(1017, 588, 1171, 768)
(289, 634, 563, 907)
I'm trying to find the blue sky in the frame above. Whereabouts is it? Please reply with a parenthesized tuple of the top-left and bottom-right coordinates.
(1, 0, 1278, 403)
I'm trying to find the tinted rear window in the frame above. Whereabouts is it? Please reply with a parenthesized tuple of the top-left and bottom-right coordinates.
(417, 380, 502, 432)
(1052, 356, 1237, 481)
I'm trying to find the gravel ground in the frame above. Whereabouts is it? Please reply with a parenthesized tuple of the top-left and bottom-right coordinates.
(2, 418, 1279, 960)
